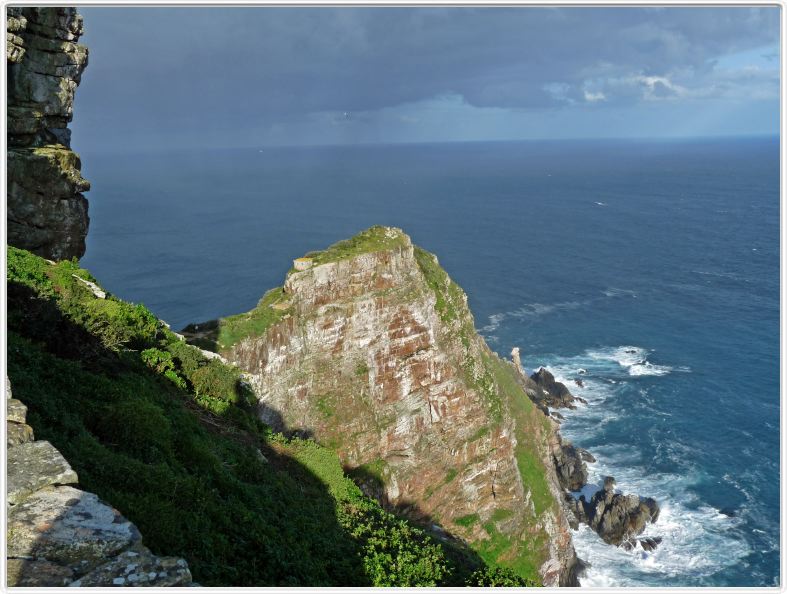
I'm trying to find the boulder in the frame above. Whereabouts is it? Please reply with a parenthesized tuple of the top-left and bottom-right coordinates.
(7, 558, 73, 587)
(7, 440, 79, 504)
(7, 485, 142, 574)
(7, 421, 35, 447)
(530, 367, 577, 409)
(69, 544, 192, 587)
(7, 398, 27, 423)
(581, 476, 660, 546)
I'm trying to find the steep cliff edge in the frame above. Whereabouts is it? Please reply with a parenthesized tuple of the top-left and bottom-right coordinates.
(6, 7, 90, 260)
(186, 226, 579, 585)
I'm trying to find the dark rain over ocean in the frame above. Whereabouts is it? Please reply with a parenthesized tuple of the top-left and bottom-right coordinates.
(81, 137, 779, 586)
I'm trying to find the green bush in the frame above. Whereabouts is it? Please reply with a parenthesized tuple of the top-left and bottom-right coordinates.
(466, 566, 539, 586)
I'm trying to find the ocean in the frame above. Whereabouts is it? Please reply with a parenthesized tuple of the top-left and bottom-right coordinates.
(79, 137, 780, 587)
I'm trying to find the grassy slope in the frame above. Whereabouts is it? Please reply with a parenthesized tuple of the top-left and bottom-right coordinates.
(8, 246, 527, 587)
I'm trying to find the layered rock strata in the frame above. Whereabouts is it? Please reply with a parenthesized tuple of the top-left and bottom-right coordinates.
(187, 227, 579, 585)
(6, 7, 90, 260)
(5, 378, 193, 587)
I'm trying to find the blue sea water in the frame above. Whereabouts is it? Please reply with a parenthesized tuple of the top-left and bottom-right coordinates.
(80, 137, 780, 587)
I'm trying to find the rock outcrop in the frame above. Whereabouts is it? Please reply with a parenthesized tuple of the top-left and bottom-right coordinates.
(529, 367, 579, 409)
(510, 352, 660, 552)
(6, 7, 90, 260)
(5, 378, 193, 587)
(185, 227, 579, 585)
(579, 477, 661, 549)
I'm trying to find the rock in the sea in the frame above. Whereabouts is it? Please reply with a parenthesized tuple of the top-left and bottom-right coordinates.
(553, 442, 588, 492)
(6, 7, 90, 260)
(7, 440, 79, 505)
(530, 367, 577, 409)
(7, 485, 142, 574)
(581, 477, 660, 546)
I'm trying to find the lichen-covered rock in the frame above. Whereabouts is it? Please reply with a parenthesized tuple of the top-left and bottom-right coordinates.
(6, 7, 89, 260)
(70, 544, 192, 587)
(202, 227, 579, 585)
(7, 398, 28, 423)
(6, 8, 26, 63)
(7, 421, 35, 447)
(7, 440, 79, 505)
(7, 486, 142, 573)
(7, 558, 74, 587)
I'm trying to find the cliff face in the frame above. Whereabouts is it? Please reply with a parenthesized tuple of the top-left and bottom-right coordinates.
(196, 227, 578, 585)
(6, 7, 90, 260)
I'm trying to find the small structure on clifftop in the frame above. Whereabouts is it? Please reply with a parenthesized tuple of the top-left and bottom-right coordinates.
(293, 257, 313, 271)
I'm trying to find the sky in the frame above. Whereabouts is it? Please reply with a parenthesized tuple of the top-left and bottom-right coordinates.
(71, 6, 781, 151)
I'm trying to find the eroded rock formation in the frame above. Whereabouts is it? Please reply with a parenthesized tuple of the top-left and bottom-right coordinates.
(6, 7, 90, 260)
(5, 378, 193, 587)
(511, 352, 661, 553)
(190, 227, 579, 585)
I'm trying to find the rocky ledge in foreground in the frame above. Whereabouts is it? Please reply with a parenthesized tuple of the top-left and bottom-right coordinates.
(5, 377, 193, 587)
(509, 351, 662, 553)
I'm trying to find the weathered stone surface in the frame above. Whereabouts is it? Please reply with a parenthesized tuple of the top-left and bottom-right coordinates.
(6, 376, 12, 399)
(553, 441, 588, 492)
(6, 7, 89, 260)
(6, 8, 27, 63)
(580, 476, 660, 547)
(7, 146, 90, 260)
(7, 558, 74, 587)
(204, 227, 579, 585)
(7, 398, 28, 423)
(70, 544, 192, 587)
(7, 421, 35, 447)
(7, 485, 141, 573)
(7, 440, 79, 505)
(529, 367, 577, 409)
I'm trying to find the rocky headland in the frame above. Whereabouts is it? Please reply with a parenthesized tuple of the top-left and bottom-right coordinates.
(183, 227, 581, 586)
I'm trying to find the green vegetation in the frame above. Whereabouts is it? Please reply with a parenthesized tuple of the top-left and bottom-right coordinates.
(5, 246, 496, 587)
(455, 513, 480, 528)
(465, 566, 539, 587)
(413, 246, 467, 325)
(413, 243, 557, 579)
(184, 287, 291, 353)
(491, 508, 514, 522)
(305, 225, 409, 266)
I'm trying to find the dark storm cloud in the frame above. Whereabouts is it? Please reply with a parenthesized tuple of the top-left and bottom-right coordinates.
(73, 6, 779, 147)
